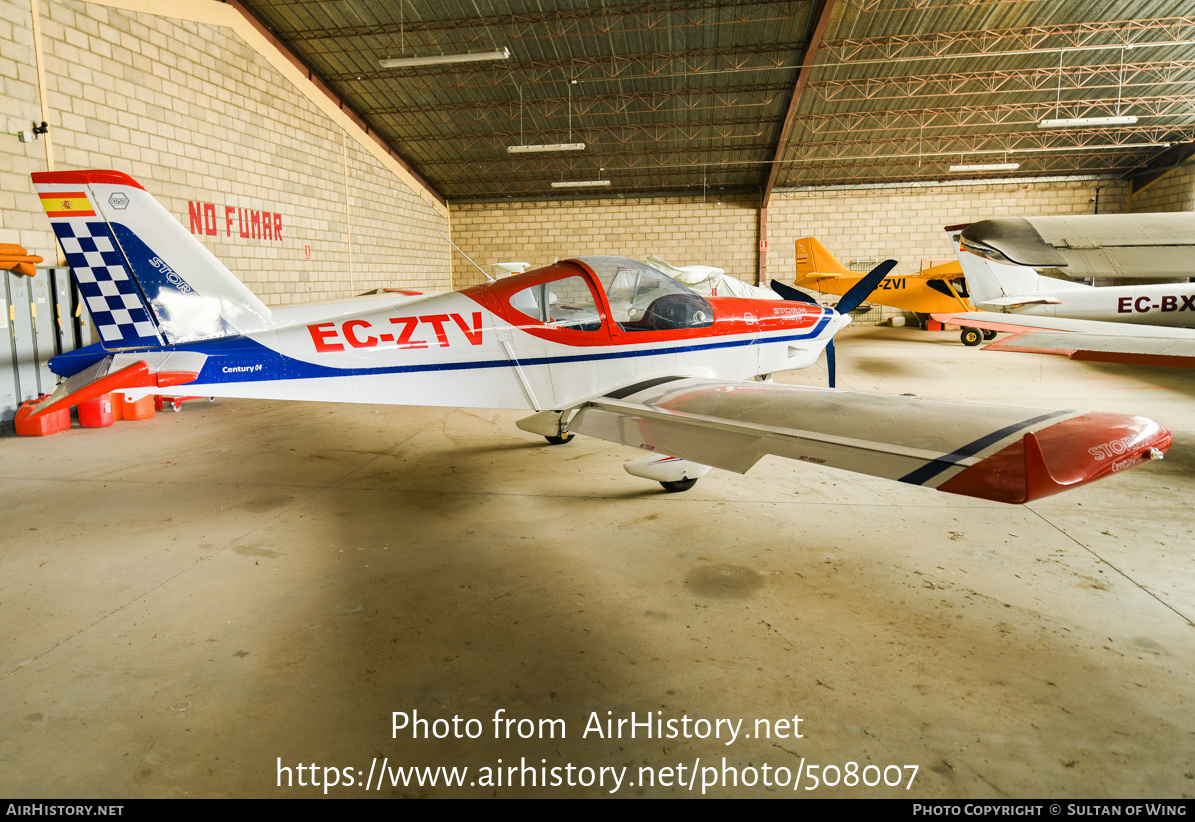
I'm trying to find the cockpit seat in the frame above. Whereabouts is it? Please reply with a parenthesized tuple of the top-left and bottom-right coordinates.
(640, 293, 714, 331)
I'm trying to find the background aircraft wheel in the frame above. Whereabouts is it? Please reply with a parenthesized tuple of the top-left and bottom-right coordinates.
(982, 329, 997, 340)
(659, 478, 697, 492)
(960, 327, 983, 346)
(544, 433, 574, 445)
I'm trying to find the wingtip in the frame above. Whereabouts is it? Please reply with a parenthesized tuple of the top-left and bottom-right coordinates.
(938, 413, 1172, 504)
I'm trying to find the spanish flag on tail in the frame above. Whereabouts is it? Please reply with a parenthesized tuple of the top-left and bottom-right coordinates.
(39, 191, 97, 219)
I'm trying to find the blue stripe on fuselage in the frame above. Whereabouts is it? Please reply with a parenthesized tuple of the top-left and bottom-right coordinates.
(133, 312, 836, 385)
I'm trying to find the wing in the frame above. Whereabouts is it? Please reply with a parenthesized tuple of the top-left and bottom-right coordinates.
(565, 377, 1169, 504)
(933, 311, 1195, 369)
(960, 214, 1195, 279)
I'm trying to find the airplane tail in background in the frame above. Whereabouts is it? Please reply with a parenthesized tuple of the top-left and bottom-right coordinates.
(948, 230, 1085, 308)
(794, 237, 856, 282)
(32, 170, 272, 350)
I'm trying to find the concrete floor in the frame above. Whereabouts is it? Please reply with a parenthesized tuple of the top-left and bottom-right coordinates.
(0, 325, 1192, 798)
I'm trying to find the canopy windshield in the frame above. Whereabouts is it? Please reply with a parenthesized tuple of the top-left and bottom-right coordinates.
(575, 257, 713, 331)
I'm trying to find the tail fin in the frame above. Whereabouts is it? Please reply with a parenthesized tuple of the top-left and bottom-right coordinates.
(794, 237, 855, 282)
(32, 170, 271, 349)
(947, 229, 1081, 306)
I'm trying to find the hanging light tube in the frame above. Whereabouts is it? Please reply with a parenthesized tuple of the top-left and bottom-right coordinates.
(1038, 115, 1138, 128)
(380, 48, 510, 68)
(507, 143, 586, 154)
(550, 180, 611, 189)
(948, 162, 1020, 173)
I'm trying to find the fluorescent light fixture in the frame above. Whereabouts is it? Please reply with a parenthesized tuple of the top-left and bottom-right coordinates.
(949, 162, 1020, 172)
(550, 180, 611, 189)
(1038, 115, 1138, 128)
(380, 48, 510, 69)
(507, 142, 586, 154)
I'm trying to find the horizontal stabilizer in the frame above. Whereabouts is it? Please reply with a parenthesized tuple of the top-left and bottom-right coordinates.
(28, 350, 207, 420)
(646, 254, 725, 285)
(30, 360, 152, 419)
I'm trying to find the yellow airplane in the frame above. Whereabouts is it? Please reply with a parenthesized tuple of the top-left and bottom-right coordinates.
(794, 237, 974, 315)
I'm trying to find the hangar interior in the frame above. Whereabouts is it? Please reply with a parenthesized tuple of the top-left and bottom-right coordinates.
(1, 0, 1193, 798)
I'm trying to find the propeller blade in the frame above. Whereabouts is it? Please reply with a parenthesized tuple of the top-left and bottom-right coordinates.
(835, 259, 897, 315)
(770, 279, 819, 304)
(827, 338, 836, 388)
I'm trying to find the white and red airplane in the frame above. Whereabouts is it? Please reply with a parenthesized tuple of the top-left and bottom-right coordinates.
(27, 170, 1170, 504)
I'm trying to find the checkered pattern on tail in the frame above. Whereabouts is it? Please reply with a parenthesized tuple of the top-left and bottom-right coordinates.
(52, 219, 163, 349)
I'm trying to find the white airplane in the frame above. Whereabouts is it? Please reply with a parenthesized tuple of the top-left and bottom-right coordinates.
(26, 170, 1170, 504)
(645, 254, 780, 300)
(946, 226, 1195, 341)
(959, 212, 1195, 281)
(934, 227, 1195, 367)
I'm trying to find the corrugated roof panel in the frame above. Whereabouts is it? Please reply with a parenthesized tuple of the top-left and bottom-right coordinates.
(236, 1, 1195, 198)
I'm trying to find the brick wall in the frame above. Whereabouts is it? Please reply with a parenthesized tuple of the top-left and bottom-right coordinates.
(449, 195, 759, 288)
(767, 178, 1127, 284)
(1129, 164, 1195, 213)
(0, 0, 449, 305)
(451, 178, 1128, 290)
(0, 0, 48, 254)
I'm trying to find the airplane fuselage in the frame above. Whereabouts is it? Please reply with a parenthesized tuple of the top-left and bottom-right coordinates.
(988, 281, 1195, 328)
(102, 260, 842, 411)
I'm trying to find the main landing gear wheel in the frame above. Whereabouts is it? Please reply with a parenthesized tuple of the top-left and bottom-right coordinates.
(659, 478, 698, 492)
(983, 329, 997, 340)
(544, 433, 574, 445)
(960, 327, 983, 347)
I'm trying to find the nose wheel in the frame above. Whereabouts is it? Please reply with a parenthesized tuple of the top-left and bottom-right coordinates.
(544, 432, 574, 445)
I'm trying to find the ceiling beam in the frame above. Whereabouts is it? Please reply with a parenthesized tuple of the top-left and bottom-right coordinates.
(363, 84, 789, 121)
(819, 16, 1195, 65)
(807, 60, 1195, 104)
(280, 0, 799, 43)
(323, 45, 797, 88)
(798, 95, 1195, 135)
(762, 0, 837, 206)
